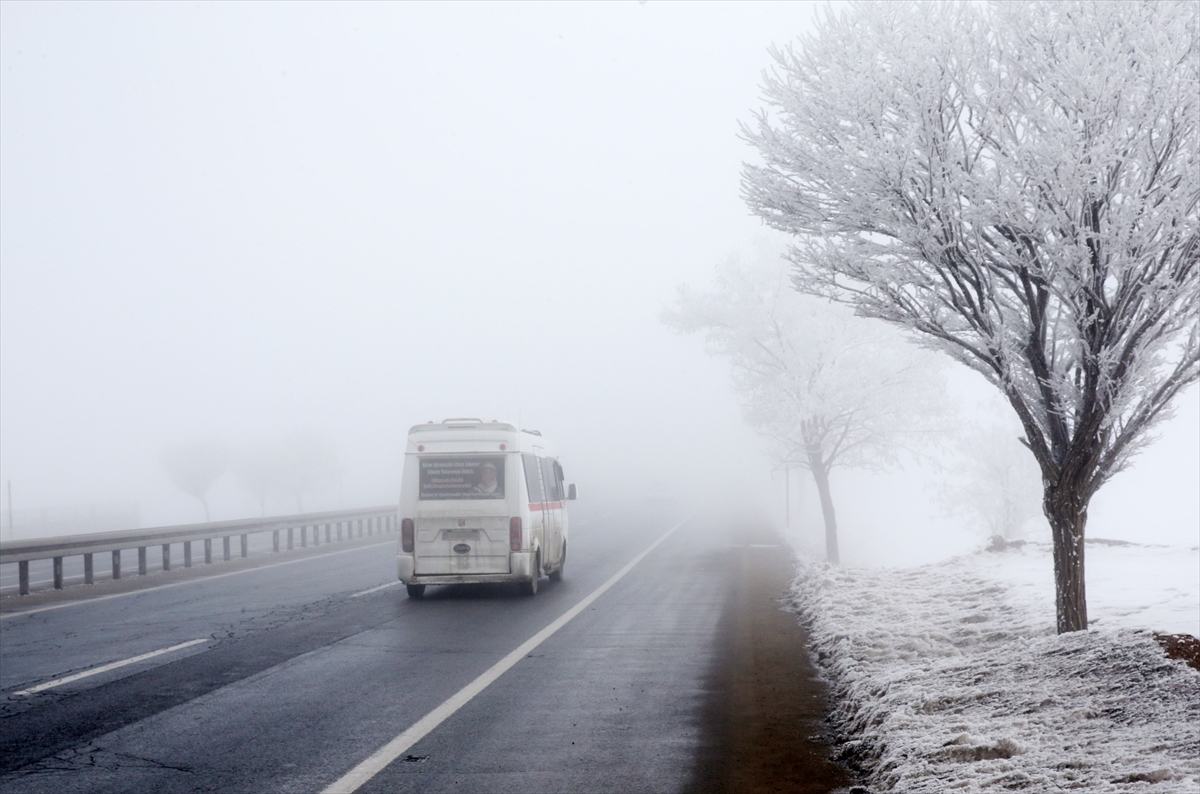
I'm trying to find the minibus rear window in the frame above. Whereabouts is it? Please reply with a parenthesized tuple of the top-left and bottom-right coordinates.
(419, 457, 505, 500)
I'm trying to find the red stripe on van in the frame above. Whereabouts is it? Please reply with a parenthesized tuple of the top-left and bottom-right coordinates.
(527, 501, 564, 512)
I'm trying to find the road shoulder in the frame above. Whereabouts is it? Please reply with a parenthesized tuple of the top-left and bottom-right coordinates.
(690, 525, 851, 793)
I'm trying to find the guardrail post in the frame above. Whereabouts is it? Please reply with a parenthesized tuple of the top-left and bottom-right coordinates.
(240, 534, 248, 557)
(312, 525, 319, 546)
(288, 527, 294, 550)
(358, 519, 363, 538)
(162, 544, 171, 572)
(222, 537, 231, 561)
(84, 553, 94, 584)
(184, 541, 192, 568)
(19, 560, 29, 595)
(53, 557, 64, 589)
(112, 550, 121, 579)
(138, 547, 148, 576)
(337, 522, 342, 541)
(273, 529, 279, 552)
(205, 538, 213, 564)
(301, 526, 307, 548)
(325, 523, 331, 543)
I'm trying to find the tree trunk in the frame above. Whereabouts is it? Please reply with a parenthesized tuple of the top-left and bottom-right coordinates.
(807, 457, 840, 565)
(1044, 485, 1088, 634)
(201, 497, 211, 523)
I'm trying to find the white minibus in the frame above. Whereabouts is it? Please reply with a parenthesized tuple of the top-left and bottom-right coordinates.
(396, 419, 576, 598)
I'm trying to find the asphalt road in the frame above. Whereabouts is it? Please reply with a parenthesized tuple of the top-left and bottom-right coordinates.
(0, 504, 846, 793)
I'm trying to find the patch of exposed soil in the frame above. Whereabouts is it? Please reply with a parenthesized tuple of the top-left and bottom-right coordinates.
(1154, 632, 1200, 671)
(689, 524, 851, 794)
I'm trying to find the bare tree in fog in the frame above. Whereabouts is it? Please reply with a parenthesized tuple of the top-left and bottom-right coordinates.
(236, 431, 339, 516)
(664, 252, 946, 564)
(936, 418, 1044, 542)
(236, 448, 277, 518)
(158, 440, 229, 522)
(273, 431, 339, 513)
(742, 1, 1198, 632)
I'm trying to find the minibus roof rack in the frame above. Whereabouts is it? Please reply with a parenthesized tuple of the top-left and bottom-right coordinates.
(409, 418, 518, 433)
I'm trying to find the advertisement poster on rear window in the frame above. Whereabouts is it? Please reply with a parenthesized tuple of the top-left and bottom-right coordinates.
(419, 457, 505, 500)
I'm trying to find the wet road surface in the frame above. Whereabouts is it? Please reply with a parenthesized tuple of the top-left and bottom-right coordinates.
(1, 506, 848, 793)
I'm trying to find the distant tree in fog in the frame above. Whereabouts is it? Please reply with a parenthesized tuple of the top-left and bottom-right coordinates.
(274, 431, 339, 512)
(664, 251, 946, 564)
(936, 417, 1044, 541)
(159, 440, 229, 522)
(235, 431, 339, 516)
(742, 1, 1198, 631)
(236, 447, 278, 518)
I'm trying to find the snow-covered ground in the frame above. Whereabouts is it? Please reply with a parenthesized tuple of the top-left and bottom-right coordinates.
(790, 541, 1200, 792)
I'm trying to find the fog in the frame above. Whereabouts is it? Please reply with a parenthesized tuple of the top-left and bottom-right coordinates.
(2, 2, 1196, 564)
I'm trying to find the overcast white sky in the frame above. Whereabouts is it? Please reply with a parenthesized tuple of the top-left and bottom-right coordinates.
(1, 1, 1195, 559)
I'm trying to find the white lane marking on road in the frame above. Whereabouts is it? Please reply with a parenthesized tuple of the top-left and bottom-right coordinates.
(320, 517, 690, 794)
(0, 541, 396, 621)
(14, 638, 208, 696)
(0, 577, 123, 595)
(2, 578, 59, 590)
(351, 581, 402, 598)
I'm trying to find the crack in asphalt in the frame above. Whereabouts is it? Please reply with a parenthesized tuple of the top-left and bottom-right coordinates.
(14, 745, 196, 776)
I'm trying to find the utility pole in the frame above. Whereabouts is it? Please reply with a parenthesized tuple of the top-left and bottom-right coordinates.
(784, 468, 790, 531)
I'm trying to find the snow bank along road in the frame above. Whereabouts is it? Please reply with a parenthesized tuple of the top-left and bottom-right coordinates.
(790, 544, 1200, 793)
(0, 505, 845, 793)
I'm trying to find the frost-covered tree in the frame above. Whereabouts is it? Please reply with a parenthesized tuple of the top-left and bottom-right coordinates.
(663, 250, 946, 563)
(159, 439, 229, 522)
(742, 1, 1199, 631)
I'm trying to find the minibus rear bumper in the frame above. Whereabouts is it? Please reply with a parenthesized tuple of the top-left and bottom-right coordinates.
(397, 551, 535, 584)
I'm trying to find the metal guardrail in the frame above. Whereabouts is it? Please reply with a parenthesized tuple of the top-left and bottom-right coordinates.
(0, 506, 398, 596)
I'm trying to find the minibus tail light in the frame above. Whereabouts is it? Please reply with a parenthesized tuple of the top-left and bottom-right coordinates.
(509, 517, 522, 551)
(401, 518, 414, 553)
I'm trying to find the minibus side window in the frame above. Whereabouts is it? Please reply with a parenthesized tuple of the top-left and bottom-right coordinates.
(523, 454, 545, 504)
(539, 457, 562, 502)
(553, 461, 566, 498)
